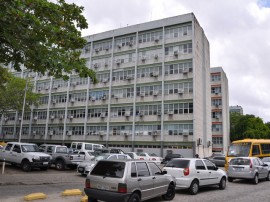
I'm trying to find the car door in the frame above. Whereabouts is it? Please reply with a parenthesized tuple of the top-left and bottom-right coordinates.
(2, 143, 13, 162)
(136, 162, 155, 201)
(10, 144, 23, 164)
(148, 162, 168, 196)
(255, 158, 268, 178)
(203, 160, 220, 185)
(195, 160, 209, 186)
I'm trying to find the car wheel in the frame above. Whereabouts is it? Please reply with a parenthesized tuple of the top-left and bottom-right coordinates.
(88, 197, 97, 202)
(21, 160, 31, 172)
(219, 177, 226, 190)
(228, 177, 233, 182)
(128, 193, 141, 202)
(266, 172, 270, 181)
(55, 160, 65, 170)
(189, 180, 199, 195)
(162, 184, 175, 200)
(253, 174, 259, 184)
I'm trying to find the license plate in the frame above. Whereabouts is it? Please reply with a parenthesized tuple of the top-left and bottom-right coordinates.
(234, 167, 243, 171)
(97, 184, 109, 190)
(43, 162, 48, 165)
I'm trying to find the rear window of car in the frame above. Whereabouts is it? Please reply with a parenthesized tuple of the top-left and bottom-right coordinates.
(166, 159, 190, 168)
(230, 158, 250, 165)
(91, 161, 125, 178)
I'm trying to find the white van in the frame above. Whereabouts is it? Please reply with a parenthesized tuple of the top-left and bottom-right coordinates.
(70, 142, 105, 153)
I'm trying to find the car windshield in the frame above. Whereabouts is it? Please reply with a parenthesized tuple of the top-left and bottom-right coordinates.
(56, 147, 68, 153)
(227, 143, 251, 157)
(262, 157, 270, 162)
(94, 154, 111, 161)
(149, 153, 157, 157)
(21, 144, 39, 152)
(166, 159, 190, 168)
(136, 152, 146, 156)
(91, 161, 125, 178)
(230, 158, 250, 165)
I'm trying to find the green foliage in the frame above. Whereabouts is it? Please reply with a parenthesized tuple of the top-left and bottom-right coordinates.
(0, 0, 97, 83)
(230, 113, 270, 141)
(0, 66, 12, 89)
(0, 76, 39, 114)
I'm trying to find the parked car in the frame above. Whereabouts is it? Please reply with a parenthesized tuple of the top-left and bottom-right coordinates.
(126, 152, 150, 160)
(84, 159, 176, 202)
(109, 148, 125, 154)
(70, 142, 105, 153)
(227, 157, 270, 184)
(77, 153, 131, 176)
(0, 145, 3, 150)
(162, 153, 183, 164)
(207, 155, 226, 167)
(262, 157, 270, 166)
(204, 153, 224, 160)
(163, 158, 227, 195)
(39, 144, 85, 170)
(145, 153, 163, 165)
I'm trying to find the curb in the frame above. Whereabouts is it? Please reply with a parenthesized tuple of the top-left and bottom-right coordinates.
(23, 193, 47, 201)
(62, 189, 83, 196)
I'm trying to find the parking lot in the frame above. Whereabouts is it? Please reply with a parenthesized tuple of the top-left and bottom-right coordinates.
(1, 162, 270, 202)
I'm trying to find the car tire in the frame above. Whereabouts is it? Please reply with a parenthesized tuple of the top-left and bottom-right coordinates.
(189, 180, 199, 195)
(21, 160, 31, 172)
(162, 184, 175, 200)
(128, 193, 141, 202)
(219, 177, 226, 190)
(253, 174, 259, 185)
(228, 177, 233, 182)
(88, 197, 97, 202)
(55, 160, 65, 171)
(266, 172, 270, 181)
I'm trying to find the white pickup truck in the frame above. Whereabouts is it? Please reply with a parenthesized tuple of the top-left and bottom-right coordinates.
(0, 142, 51, 172)
(39, 144, 85, 170)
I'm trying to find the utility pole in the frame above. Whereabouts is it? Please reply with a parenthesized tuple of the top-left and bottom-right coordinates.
(18, 79, 28, 142)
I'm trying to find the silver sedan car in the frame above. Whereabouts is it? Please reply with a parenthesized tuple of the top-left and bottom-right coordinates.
(227, 157, 270, 184)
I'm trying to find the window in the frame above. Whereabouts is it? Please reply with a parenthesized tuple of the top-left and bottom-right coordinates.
(5, 144, 13, 151)
(148, 162, 162, 175)
(85, 144, 93, 150)
(77, 143, 82, 150)
(252, 145, 260, 155)
(261, 144, 270, 155)
(91, 161, 125, 178)
(203, 160, 216, 170)
(47, 146, 54, 153)
(131, 162, 137, 177)
(136, 162, 150, 177)
(166, 159, 190, 168)
(12, 144, 21, 153)
(195, 160, 206, 170)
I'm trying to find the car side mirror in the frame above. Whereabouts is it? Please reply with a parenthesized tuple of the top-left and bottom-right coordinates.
(214, 166, 219, 170)
(263, 164, 268, 167)
(162, 170, 167, 175)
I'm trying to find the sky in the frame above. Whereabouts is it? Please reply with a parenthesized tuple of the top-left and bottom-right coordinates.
(66, 0, 270, 123)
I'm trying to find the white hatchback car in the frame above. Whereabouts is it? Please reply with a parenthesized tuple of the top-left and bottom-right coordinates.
(163, 158, 227, 195)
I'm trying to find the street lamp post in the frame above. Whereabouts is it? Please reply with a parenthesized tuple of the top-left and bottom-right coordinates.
(18, 79, 28, 143)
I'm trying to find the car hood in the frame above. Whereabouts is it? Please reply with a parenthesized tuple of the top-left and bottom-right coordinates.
(78, 160, 96, 167)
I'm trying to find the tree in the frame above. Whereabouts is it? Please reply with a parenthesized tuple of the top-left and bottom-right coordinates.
(230, 113, 270, 141)
(0, 76, 39, 115)
(0, 0, 97, 83)
(0, 66, 11, 89)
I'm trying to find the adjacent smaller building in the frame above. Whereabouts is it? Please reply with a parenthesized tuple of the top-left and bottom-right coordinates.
(229, 105, 243, 115)
(210, 67, 230, 154)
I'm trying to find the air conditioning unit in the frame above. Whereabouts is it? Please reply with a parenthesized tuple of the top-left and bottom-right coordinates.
(215, 104, 219, 108)
(197, 138, 202, 145)
(71, 82, 77, 87)
(215, 91, 219, 95)
(157, 111, 162, 116)
(50, 115, 55, 120)
(117, 44, 122, 49)
(154, 37, 159, 42)
(141, 56, 146, 62)
(52, 99, 56, 104)
(4, 117, 8, 122)
(178, 89, 184, 94)
(37, 86, 42, 91)
(45, 86, 49, 90)
(140, 92, 145, 97)
(48, 130, 54, 136)
(168, 111, 174, 115)
(102, 95, 107, 100)
(53, 85, 58, 89)
(148, 131, 153, 136)
(104, 62, 108, 67)
(100, 113, 106, 118)
(18, 117, 22, 121)
(67, 131, 73, 136)
(125, 112, 131, 117)
(183, 68, 189, 74)
(124, 133, 129, 137)
(139, 111, 144, 117)
(153, 130, 159, 136)
(154, 54, 159, 59)
(59, 115, 64, 120)
(116, 59, 121, 65)
(105, 46, 109, 51)
(70, 98, 75, 103)
(32, 131, 37, 136)
(95, 48, 99, 53)
(174, 50, 179, 56)
(207, 141, 212, 147)
(92, 131, 97, 136)
(183, 130, 189, 136)
(99, 131, 104, 136)
(94, 63, 99, 69)
(102, 78, 108, 83)
(129, 41, 133, 47)
(152, 72, 159, 77)
(91, 97, 96, 101)
(126, 75, 133, 80)
(215, 115, 220, 119)
(68, 115, 74, 119)
(33, 116, 38, 121)
(153, 90, 159, 96)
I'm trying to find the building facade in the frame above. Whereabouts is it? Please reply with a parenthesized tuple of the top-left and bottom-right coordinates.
(210, 67, 230, 154)
(0, 13, 212, 158)
(229, 105, 243, 115)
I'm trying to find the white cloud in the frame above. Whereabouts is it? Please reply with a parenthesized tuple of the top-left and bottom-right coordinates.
(67, 0, 270, 122)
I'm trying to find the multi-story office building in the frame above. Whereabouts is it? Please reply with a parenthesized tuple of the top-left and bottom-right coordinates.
(210, 67, 230, 154)
(229, 105, 243, 115)
(0, 13, 212, 157)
